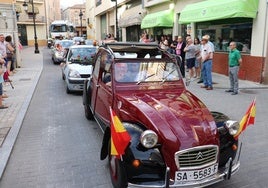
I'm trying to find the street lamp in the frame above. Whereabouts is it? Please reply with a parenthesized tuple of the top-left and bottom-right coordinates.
(111, 0, 119, 40)
(23, 0, 39, 54)
(79, 9, 83, 37)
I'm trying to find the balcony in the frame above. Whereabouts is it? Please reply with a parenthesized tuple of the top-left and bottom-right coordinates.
(17, 14, 45, 24)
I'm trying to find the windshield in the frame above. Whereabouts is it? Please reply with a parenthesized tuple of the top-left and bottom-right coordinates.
(51, 24, 67, 32)
(61, 41, 73, 48)
(68, 47, 97, 64)
(114, 62, 180, 83)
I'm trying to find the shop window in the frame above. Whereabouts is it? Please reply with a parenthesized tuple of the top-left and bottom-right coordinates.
(195, 18, 252, 53)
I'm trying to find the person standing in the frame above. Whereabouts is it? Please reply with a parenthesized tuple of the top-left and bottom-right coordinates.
(184, 38, 196, 80)
(197, 35, 214, 84)
(5, 35, 15, 75)
(176, 36, 186, 77)
(225, 41, 242, 95)
(194, 37, 201, 78)
(200, 35, 213, 90)
(0, 34, 7, 58)
(0, 56, 8, 109)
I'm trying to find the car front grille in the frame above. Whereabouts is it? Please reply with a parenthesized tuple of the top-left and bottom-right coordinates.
(174, 145, 218, 170)
(68, 79, 84, 84)
(80, 74, 91, 78)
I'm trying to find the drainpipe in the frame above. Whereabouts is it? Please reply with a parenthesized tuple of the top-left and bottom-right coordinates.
(261, 0, 268, 84)
(12, 3, 22, 68)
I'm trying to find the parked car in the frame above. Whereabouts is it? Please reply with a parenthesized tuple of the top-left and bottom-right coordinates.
(61, 45, 97, 93)
(82, 42, 241, 188)
(51, 39, 73, 64)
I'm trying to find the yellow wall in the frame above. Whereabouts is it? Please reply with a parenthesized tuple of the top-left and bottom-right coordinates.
(0, 0, 13, 3)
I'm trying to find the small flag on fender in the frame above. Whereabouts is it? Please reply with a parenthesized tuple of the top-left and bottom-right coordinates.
(234, 98, 256, 140)
(110, 107, 131, 158)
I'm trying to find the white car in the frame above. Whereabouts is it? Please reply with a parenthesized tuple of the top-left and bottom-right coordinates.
(61, 45, 97, 93)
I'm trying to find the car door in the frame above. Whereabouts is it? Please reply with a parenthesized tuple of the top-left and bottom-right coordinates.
(91, 51, 113, 127)
(90, 53, 101, 114)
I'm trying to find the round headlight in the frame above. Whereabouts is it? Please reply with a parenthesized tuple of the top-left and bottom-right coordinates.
(225, 120, 240, 135)
(140, 130, 158, 148)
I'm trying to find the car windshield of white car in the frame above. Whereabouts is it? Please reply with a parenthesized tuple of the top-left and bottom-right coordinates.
(114, 61, 180, 83)
(69, 48, 96, 64)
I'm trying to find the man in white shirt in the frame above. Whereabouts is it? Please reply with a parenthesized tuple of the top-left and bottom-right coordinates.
(200, 35, 213, 90)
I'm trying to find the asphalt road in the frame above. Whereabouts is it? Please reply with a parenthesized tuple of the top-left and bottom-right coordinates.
(0, 48, 112, 188)
(0, 48, 267, 188)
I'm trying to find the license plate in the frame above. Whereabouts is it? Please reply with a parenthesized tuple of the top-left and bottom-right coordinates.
(175, 164, 218, 183)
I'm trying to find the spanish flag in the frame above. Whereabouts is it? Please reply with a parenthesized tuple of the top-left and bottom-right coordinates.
(234, 98, 256, 140)
(110, 108, 131, 158)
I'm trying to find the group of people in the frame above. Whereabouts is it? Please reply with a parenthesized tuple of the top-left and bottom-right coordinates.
(154, 34, 242, 94)
(0, 33, 17, 109)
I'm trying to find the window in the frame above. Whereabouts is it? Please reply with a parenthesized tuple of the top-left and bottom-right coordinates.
(195, 18, 252, 53)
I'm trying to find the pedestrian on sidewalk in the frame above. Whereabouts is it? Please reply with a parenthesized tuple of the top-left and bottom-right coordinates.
(194, 37, 201, 79)
(0, 56, 8, 109)
(184, 38, 196, 80)
(200, 35, 213, 90)
(197, 35, 214, 84)
(225, 41, 242, 95)
(5, 35, 15, 76)
(175, 36, 186, 77)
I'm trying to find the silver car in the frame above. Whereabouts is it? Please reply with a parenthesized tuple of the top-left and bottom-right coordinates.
(51, 39, 73, 64)
(61, 45, 97, 93)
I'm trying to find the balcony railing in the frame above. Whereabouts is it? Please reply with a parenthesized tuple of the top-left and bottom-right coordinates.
(17, 14, 45, 23)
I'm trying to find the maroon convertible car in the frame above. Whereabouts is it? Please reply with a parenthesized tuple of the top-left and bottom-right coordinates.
(82, 42, 241, 188)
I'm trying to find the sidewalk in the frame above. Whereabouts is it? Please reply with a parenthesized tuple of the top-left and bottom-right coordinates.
(0, 47, 43, 178)
(0, 46, 267, 179)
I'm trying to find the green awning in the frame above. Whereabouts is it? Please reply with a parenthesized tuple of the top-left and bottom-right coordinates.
(179, 0, 259, 24)
(141, 10, 174, 29)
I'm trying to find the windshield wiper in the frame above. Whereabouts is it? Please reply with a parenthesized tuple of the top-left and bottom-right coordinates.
(136, 74, 155, 85)
(161, 69, 175, 84)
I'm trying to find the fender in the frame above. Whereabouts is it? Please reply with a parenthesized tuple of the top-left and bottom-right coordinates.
(100, 124, 165, 164)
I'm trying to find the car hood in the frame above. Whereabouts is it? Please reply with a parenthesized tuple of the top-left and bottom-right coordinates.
(67, 64, 93, 74)
(118, 89, 219, 169)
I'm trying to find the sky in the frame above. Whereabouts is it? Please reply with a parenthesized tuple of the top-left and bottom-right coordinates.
(60, 0, 85, 9)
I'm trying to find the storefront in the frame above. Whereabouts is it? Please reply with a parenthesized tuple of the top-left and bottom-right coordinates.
(141, 9, 174, 41)
(177, 0, 268, 83)
(139, 0, 175, 42)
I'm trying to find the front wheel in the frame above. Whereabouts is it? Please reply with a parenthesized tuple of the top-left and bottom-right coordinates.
(108, 140, 128, 188)
(83, 82, 94, 120)
(66, 86, 71, 94)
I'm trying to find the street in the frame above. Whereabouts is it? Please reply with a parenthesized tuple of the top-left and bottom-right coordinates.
(0, 48, 111, 188)
(0, 47, 268, 187)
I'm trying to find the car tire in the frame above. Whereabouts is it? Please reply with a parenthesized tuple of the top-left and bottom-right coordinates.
(66, 86, 71, 94)
(83, 81, 94, 120)
(84, 104, 94, 120)
(108, 140, 128, 188)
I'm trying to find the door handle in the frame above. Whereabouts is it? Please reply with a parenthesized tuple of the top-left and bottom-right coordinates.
(96, 84, 100, 88)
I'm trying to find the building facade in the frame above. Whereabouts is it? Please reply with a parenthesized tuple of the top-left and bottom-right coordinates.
(46, 0, 61, 38)
(16, 0, 47, 47)
(62, 4, 86, 37)
(0, 0, 22, 67)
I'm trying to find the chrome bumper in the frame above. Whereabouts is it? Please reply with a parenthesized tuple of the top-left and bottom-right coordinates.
(128, 161, 240, 188)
